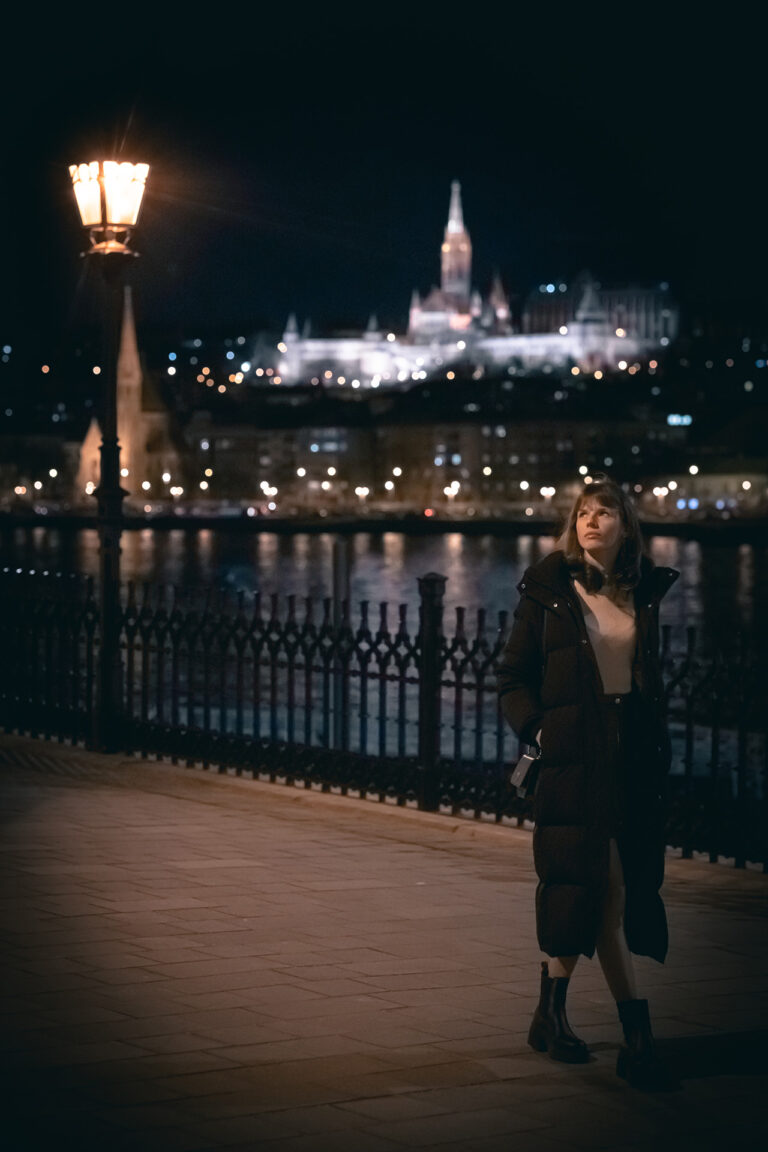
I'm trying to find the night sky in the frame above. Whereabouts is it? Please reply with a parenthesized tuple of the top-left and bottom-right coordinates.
(2, 14, 765, 350)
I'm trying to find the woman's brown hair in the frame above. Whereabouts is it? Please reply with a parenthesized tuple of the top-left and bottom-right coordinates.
(557, 475, 644, 592)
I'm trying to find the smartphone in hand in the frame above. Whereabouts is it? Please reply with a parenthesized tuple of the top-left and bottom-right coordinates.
(510, 747, 541, 798)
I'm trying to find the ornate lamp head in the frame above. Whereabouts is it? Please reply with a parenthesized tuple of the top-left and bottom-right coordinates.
(69, 161, 149, 255)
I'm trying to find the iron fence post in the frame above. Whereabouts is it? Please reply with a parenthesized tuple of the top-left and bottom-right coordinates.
(333, 535, 351, 750)
(417, 571, 446, 810)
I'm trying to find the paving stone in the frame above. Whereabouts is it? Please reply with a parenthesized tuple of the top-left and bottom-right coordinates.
(359, 1104, 550, 1145)
(1, 731, 767, 1152)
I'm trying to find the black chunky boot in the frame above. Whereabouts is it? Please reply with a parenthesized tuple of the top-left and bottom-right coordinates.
(616, 998, 680, 1091)
(528, 961, 590, 1063)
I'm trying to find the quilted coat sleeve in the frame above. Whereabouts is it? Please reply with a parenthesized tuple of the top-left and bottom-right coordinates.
(496, 593, 545, 745)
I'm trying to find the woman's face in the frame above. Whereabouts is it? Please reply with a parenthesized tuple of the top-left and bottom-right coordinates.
(575, 497, 624, 566)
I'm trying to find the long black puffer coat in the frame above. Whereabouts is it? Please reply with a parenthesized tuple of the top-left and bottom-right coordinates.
(497, 550, 679, 963)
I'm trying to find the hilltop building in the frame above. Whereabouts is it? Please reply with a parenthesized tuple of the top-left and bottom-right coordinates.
(276, 183, 678, 387)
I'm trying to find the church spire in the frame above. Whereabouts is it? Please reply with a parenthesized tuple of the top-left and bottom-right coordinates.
(446, 180, 465, 235)
(117, 285, 142, 395)
(441, 181, 472, 308)
(115, 286, 145, 496)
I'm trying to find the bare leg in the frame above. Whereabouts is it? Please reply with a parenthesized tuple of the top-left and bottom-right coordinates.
(548, 955, 579, 978)
(596, 839, 638, 1002)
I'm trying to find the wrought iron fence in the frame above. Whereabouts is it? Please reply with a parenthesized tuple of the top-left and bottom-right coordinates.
(0, 566, 765, 869)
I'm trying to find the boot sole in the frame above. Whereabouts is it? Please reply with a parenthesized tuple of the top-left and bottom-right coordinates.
(527, 1023, 549, 1053)
(529, 1024, 590, 1064)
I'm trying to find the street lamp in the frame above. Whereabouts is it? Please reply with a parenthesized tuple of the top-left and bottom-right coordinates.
(443, 480, 460, 511)
(69, 159, 149, 751)
(540, 485, 556, 516)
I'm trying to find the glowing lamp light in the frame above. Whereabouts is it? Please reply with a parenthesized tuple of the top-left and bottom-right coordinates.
(69, 162, 101, 226)
(69, 161, 149, 254)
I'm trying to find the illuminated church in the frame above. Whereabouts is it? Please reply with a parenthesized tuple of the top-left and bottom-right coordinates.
(277, 182, 678, 387)
(77, 288, 181, 505)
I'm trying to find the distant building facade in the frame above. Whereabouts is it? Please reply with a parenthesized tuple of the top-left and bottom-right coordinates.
(276, 183, 679, 388)
(186, 395, 689, 515)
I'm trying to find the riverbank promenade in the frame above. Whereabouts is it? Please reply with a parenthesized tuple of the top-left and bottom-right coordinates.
(1, 733, 766, 1151)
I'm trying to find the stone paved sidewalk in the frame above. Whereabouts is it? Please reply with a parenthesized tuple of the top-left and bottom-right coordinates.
(1, 733, 766, 1152)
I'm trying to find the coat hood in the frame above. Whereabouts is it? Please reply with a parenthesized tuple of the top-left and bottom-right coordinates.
(517, 549, 678, 606)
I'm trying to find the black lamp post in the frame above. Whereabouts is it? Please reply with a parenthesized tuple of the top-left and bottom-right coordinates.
(69, 160, 149, 751)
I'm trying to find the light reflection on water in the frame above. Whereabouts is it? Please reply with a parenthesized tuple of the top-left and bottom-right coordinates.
(3, 526, 766, 649)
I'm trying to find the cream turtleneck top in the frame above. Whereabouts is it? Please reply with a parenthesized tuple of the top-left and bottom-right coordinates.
(573, 579, 637, 694)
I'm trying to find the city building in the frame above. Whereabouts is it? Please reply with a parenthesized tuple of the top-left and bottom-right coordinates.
(184, 373, 693, 516)
(276, 183, 679, 387)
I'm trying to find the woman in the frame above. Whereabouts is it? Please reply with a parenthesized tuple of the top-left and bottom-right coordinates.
(496, 476, 679, 1091)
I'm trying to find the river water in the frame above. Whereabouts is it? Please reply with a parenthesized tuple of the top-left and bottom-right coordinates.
(3, 524, 766, 652)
